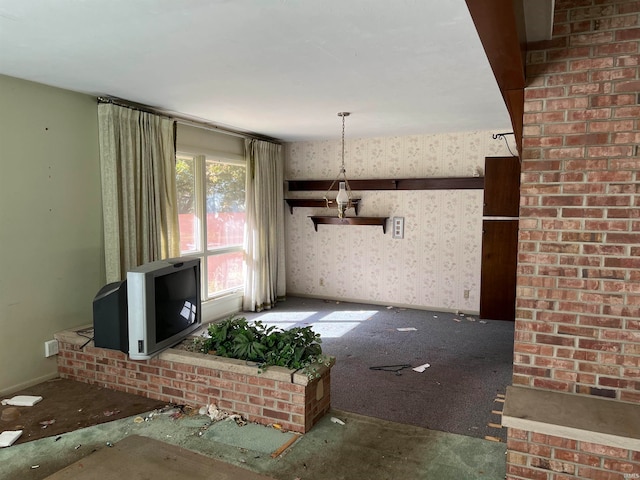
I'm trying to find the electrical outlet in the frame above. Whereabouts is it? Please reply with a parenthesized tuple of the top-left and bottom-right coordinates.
(464, 289, 470, 299)
(44, 340, 59, 357)
(319, 278, 324, 287)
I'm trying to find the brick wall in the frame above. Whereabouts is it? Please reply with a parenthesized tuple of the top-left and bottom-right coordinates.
(516, 0, 640, 405)
(508, 429, 640, 479)
(507, 0, 640, 478)
(55, 334, 332, 434)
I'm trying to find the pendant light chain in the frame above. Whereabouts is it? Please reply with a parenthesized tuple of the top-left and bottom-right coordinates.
(324, 112, 353, 215)
(340, 112, 346, 174)
(338, 112, 352, 201)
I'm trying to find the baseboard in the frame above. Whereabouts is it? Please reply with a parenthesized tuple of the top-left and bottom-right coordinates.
(0, 371, 60, 397)
(288, 292, 480, 316)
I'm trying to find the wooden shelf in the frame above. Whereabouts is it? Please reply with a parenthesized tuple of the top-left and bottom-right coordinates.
(288, 177, 484, 191)
(285, 198, 361, 215)
(309, 216, 389, 233)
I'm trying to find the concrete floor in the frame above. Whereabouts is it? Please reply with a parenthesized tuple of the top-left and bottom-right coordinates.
(1, 408, 506, 479)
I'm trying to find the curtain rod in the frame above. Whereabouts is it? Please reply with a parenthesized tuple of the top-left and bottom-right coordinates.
(97, 96, 282, 145)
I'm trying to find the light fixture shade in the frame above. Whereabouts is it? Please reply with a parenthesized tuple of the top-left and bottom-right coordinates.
(336, 181, 349, 218)
(336, 182, 349, 205)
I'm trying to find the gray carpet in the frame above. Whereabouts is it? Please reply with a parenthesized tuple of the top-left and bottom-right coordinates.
(241, 297, 514, 442)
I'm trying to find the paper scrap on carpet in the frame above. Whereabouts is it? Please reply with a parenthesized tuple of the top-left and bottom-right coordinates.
(412, 363, 431, 373)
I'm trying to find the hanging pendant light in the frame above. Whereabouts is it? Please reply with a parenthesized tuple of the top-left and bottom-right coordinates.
(324, 112, 353, 218)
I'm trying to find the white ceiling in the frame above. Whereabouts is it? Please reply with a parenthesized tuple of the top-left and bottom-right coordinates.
(0, 0, 517, 142)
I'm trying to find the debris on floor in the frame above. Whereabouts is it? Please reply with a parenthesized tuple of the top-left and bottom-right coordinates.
(151, 404, 199, 421)
(39, 419, 56, 429)
(199, 403, 247, 426)
(369, 364, 412, 375)
(0, 430, 23, 447)
(386, 306, 407, 312)
(396, 327, 417, 332)
(270, 435, 300, 458)
(1, 395, 43, 407)
(158, 406, 182, 417)
(412, 363, 431, 373)
(330, 417, 345, 426)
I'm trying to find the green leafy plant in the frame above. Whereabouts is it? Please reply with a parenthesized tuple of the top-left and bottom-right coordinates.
(189, 316, 330, 378)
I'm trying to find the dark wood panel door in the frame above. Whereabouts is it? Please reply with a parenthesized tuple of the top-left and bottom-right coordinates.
(480, 219, 518, 321)
(483, 156, 521, 217)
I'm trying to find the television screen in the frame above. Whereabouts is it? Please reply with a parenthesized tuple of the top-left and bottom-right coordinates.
(154, 266, 199, 343)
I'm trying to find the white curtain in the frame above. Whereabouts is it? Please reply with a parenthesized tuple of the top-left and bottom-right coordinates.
(98, 103, 180, 282)
(243, 138, 286, 311)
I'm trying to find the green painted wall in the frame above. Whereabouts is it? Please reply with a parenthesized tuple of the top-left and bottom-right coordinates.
(0, 75, 104, 394)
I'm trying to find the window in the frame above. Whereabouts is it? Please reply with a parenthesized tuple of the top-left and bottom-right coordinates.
(176, 153, 246, 300)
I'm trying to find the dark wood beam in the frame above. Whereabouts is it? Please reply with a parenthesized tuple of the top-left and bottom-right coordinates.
(309, 216, 389, 233)
(465, 0, 526, 154)
(503, 88, 525, 153)
(285, 198, 361, 215)
(287, 177, 484, 192)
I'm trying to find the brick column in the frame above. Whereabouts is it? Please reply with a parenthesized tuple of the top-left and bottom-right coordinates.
(517, 0, 639, 408)
(506, 0, 640, 478)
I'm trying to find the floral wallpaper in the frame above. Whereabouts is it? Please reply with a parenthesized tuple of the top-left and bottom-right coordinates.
(284, 130, 514, 313)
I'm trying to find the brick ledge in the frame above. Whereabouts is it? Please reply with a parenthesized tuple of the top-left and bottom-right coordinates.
(160, 349, 334, 386)
(502, 386, 640, 451)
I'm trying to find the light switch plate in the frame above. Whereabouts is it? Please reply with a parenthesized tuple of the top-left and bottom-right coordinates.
(392, 217, 404, 239)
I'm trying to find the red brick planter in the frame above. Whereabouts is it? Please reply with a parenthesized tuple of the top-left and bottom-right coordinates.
(54, 328, 334, 433)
